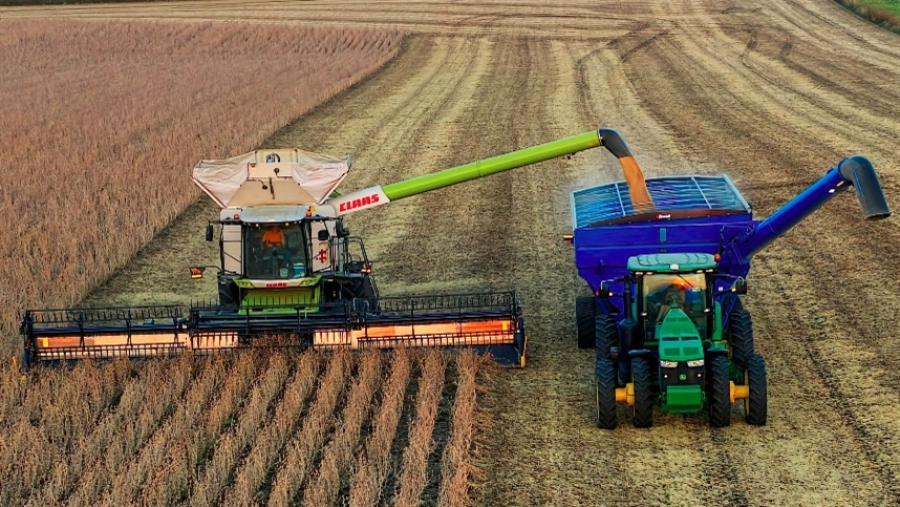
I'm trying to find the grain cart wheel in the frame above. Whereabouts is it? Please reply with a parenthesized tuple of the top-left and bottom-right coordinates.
(743, 354, 767, 426)
(576, 296, 596, 349)
(709, 354, 732, 428)
(630, 356, 653, 428)
(595, 357, 618, 429)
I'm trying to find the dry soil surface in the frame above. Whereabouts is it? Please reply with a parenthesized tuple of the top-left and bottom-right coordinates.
(9, 0, 900, 505)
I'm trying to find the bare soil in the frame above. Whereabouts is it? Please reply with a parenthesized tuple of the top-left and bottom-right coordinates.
(6, 0, 900, 505)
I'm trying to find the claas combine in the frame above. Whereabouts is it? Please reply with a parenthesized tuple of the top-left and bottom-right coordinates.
(567, 143, 890, 428)
(20, 128, 645, 369)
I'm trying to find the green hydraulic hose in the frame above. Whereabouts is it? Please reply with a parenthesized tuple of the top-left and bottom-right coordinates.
(381, 130, 602, 201)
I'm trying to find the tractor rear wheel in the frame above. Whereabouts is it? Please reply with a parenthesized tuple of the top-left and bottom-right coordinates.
(595, 357, 618, 429)
(723, 294, 754, 370)
(728, 309, 754, 370)
(743, 354, 768, 426)
(576, 296, 596, 349)
(630, 356, 653, 428)
(709, 354, 732, 427)
(594, 314, 617, 359)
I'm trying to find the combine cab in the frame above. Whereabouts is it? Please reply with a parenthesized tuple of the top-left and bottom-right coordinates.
(568, 148, 891, 428)
(21, 128, 643, 369)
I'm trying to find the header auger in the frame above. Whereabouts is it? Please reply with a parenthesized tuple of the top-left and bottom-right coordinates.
(20, 128, 644, 370)
(568, 149, 890, 428)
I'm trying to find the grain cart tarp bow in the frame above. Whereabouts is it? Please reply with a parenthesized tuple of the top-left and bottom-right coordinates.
(567, 142, 890, 428)
(21, 128, 640, 369)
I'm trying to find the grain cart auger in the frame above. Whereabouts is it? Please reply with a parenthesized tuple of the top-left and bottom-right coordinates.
(20, 128, 638, 370)
(567, 145, 891, 429)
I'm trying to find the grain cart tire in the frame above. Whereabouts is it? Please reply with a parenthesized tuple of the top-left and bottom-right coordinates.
(630, 356, 653, 428)
(576, 296, 596, 349)
(594, 314, 618, 359)
(743, 354, 767, 426)
(709, 354, 732, 428)
(595, 357, 618, 429)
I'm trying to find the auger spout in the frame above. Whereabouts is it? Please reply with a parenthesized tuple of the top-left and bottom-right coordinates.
(327, 128, 655, 214)
(726, 155, 890, 265)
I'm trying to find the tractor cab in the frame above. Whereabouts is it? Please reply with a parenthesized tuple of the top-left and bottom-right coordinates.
(631, 254, 716, 343)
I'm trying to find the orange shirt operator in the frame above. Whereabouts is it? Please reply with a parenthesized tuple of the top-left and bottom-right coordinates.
(261, 226, 286, 248)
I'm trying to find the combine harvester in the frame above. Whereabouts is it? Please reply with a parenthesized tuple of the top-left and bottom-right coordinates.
(20, 128, 646, 369)
(567, 140, 891, 428)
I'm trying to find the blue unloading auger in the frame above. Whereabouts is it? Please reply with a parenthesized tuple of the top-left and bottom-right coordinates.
(567, 136, 890, 429)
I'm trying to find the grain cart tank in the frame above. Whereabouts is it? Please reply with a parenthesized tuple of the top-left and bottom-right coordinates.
(568, 147, 890, 429)
(21, 128, 638, 370)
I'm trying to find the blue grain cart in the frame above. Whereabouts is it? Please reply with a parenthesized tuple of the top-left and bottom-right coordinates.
(567, 131, 890, 429)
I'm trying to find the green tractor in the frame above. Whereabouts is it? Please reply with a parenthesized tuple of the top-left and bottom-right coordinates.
(590, 253, 763, 428)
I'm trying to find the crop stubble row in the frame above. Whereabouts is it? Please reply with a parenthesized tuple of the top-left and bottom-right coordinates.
(0, 348, 487, 506)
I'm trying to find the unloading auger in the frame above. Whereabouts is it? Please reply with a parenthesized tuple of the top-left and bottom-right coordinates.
(20, 128, 643, 369)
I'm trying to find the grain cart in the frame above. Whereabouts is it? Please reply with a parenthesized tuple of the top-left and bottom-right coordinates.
(20, 128, 642, 370)
(568, 142, 891, 428)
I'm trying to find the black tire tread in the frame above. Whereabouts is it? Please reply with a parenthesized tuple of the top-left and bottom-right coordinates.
(631, 357, 653, 428)
(729, 309, 754, 370)
(594, 314, 617, 359)
(744, 354, 768, 426)
(576, 296, 596, 349)
(595, 358, 618, 429)
(709, 354, 732, 427)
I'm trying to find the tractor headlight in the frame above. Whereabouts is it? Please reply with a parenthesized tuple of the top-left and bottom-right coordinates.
(660, 360, 678, 368)
(687, 359, 705, 367)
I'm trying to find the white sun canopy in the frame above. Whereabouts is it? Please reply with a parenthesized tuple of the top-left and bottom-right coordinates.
(192, 148, 351, 208)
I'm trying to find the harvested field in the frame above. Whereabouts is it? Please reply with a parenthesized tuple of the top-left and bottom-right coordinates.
(0, 19, 401, 355)
(3, 0, 900, 506)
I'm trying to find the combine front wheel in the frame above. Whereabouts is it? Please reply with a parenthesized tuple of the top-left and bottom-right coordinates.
(576, 296, 596, 349)
(595, 357, 618, 429)
(743, 354, 767, 426)
(709, 354, 732, 427)
(630, 357, 653, 428)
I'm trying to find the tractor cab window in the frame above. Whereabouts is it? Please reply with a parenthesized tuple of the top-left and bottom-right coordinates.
(642, 273, 708, 338)
(244, 222, 309, 279)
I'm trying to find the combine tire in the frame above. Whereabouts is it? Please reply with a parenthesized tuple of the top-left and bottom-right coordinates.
(743, 354, 767, 426)
(709, 354, 732, 427)
(576, 296, 596, 349)
(595, 357, 618, 429)
(630, 356, 653, 428)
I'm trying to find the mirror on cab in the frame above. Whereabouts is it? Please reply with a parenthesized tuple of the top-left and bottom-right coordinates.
(205, 222, 214, 242)
(318, 229, 330, 241)
(731, 278, 748, 294)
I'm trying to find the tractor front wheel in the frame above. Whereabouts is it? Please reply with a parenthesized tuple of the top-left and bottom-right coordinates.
(631, 356, 653, 428)
(709, 354, 732, 427)
(576, 296, 596, 349)
(595, 357, 618, 429)
(743, 354, 768, 426)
